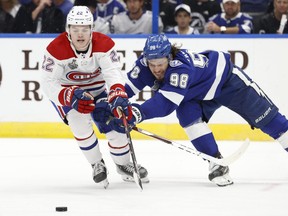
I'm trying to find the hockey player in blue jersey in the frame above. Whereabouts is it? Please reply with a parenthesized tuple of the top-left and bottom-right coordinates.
(94, 34, 288, 186)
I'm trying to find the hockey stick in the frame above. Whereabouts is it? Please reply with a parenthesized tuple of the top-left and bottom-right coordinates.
(120, 112, 143, 191)
(132, 126, 250, 166)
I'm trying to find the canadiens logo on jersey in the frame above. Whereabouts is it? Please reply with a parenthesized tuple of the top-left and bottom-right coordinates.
(66, 68, 101, 81)
(68, 59, 78, 70)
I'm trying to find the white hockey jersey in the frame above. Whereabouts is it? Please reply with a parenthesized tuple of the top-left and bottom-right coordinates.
(41, 32, 124, 106)
(110, 10, 164, 34)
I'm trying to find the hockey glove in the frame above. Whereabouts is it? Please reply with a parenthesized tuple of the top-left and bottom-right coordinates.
(107, 117, 126, 133)
(106, 103, 145, 133)
(59, 86, 95, 114)
(127, 103, 144, 126)
(108, 84, 132, 120)
(92, 99, 113, 124)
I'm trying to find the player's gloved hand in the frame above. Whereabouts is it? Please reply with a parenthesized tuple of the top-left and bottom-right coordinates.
(106, 103, 145, 133)
(107, 117, 125, 133)
(127, 103, 144, 127)
(108, 84, 132, 120)
(92, 99, 113, 123)
(59, 86, 95, 114)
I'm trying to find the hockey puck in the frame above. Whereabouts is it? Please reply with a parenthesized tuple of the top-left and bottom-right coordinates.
(55, 207, 68, 212)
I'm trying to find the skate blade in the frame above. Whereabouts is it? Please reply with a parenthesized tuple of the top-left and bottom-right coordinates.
(211, 174, 234, 187)
(121, 175, 150, 183)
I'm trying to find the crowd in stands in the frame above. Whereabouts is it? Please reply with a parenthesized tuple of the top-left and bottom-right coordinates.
(0, 0, 287, 34)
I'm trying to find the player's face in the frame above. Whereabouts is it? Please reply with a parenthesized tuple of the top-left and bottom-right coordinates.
(147, 57, 169, 80)
(69, 25, 91, 51)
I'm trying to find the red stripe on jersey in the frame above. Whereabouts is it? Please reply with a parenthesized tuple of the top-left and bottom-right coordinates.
(57, 105, 66, 119)
(61, 80, 106, 87)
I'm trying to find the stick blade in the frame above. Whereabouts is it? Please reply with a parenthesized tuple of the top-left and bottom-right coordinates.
(133, 172, 143, 191)
(218, 138, 250, 166)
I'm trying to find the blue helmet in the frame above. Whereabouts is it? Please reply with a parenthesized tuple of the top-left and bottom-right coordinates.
(143, 34, 172, 60)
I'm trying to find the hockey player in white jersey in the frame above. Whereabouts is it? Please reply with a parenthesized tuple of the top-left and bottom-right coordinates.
(40, 6, 148, 188)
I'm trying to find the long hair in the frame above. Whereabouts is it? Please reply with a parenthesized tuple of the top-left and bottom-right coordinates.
(170, 43, 182, 59)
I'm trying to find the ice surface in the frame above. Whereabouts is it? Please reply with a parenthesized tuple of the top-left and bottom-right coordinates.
(0, 138, 288, 216)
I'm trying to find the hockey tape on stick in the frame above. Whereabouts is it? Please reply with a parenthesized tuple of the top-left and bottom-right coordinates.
(119, 108, 143, 191)
(132, 126, 250, 166)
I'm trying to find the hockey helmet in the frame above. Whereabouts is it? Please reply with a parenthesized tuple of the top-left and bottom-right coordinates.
(66, 6, 94, 27)
(143, 34, 172, 60)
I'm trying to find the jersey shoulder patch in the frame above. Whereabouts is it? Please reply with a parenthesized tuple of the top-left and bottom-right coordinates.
(46, 32, 75, 60)
(169, 60, 183, 67)
(91, 32, 115, 52)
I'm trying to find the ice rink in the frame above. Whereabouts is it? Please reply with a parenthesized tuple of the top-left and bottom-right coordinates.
(1, 137, 288, 216)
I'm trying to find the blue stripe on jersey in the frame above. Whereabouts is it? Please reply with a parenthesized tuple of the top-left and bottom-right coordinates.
(51, 101, 72, 120)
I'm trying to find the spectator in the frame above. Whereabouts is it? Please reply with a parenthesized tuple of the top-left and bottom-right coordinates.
(254, 0, 288, 34)
(13, 0, 65, 33)
(165, 3, 200, 34)
(74, 0, 110, 34)
(205, 0, 253, 34)
(182, 0, 222, 33)
(0, 0, 20, 32)
(53, 0, 73, 17)
(96, 0, 126, 22)
(110, 0, 163, 34)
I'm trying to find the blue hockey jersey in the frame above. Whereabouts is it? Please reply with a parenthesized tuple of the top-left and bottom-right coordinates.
(125, 49, 278, 129)
(125, 50, 232, 120)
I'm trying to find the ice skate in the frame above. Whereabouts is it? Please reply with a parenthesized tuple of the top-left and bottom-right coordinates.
(92, 159, 109, 189)
(208, 153, 233, 187)
(116, 162, 149, 183)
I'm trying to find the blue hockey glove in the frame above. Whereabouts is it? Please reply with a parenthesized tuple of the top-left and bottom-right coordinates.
(108, 84, 132, 120)
(107, 117, 126, 133)
(92, 99, 113, 124)
(106, 103, 145, 133)
(59, 86, 95, 114)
